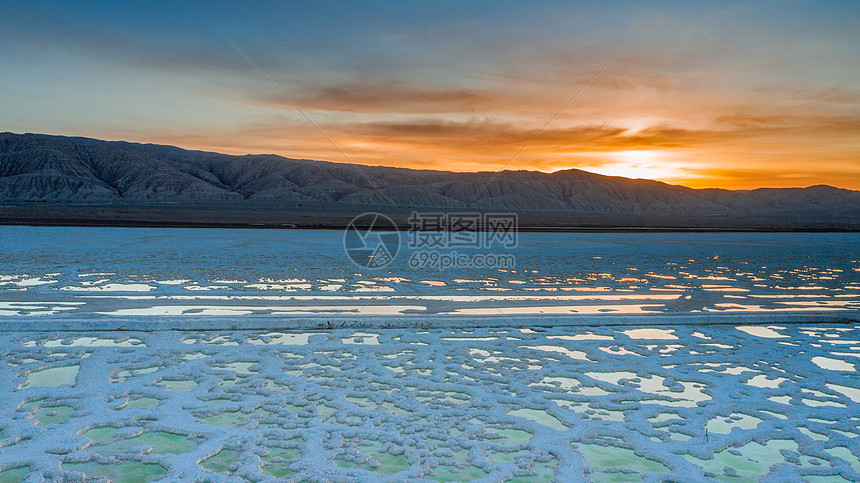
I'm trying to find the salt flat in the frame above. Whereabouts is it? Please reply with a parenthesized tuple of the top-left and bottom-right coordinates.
(0, 227, 857, 324)
(1, 325, 859, 481)
(0, 227, 858, 481)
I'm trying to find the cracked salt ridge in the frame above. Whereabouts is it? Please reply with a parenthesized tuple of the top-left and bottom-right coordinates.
(0, 325, 858, 481)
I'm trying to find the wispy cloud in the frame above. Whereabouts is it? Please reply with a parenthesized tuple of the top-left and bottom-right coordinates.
(248, 82, 501, 114)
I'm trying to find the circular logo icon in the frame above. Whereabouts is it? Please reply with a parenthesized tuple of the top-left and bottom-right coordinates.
(343, 213, 400, 269)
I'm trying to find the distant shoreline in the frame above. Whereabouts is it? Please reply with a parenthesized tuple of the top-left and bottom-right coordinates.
(1, 219, 859, 233)
(2, 201, 859, 232)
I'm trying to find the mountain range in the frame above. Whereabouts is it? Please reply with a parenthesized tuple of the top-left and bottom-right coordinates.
(1, 132, 858, 228)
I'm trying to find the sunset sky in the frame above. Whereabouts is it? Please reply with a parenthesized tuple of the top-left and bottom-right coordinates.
(2, 1, 859, 189)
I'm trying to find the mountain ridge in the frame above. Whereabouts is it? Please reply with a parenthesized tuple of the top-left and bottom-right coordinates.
(1, 132, 858, 223)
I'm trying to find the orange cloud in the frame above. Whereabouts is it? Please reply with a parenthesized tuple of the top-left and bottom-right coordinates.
(99, 111, 860, 190)
(89, 59, 860, 191)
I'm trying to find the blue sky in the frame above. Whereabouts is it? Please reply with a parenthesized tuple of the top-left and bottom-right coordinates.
(2, 1, 859, 188)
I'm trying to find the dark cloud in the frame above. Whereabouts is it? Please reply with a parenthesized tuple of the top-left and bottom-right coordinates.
(249, 82, 502, 114)
(334, 119, 765, 153)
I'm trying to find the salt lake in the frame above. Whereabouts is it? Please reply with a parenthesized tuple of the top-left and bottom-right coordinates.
(0, 227, 858, 481)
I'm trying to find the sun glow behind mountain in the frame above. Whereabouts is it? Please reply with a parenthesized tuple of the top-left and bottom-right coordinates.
(564, 150, 697, 183)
